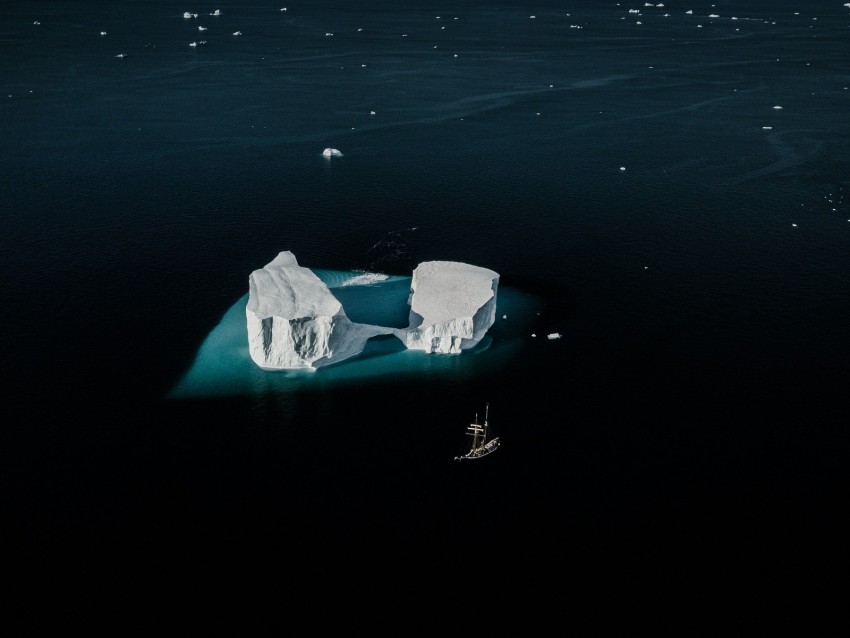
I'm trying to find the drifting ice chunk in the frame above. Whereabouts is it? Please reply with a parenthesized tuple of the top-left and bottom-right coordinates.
(547, 333, 562, 340)
(322, 148, 343, 158)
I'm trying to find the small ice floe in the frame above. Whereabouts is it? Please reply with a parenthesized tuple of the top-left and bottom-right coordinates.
(280, 7, 287, 10)
(322, 148, 343, 158)
(547, 333, 562, 340)
(100, 31, 107, 36)
(762, 126, 773, 130)
(325, 32, 333, 36)
(211, 9, 221, 16)
(33, 20, 40, 25)
(773, 105, 783, 110)
(342, 272, 388, 286)
(531, 333, 537, 338)
(502, 314, 507, 319)
(792, 223, 798, 227)
(198, 25, 207, 31)
(709, 14, 720, 18)
(183, 12, 198, 19)
(619, 166, 626, 171)
(115, 53, 126, 58)
(370, 110, 376, 115)
(189, 41, 198, 47)
(233, 31, 242, 36)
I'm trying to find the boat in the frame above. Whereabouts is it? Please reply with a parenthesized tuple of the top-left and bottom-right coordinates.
(454, 402, 500, 461)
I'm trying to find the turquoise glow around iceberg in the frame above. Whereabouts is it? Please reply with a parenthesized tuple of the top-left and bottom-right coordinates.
(167, 269, 542, 398)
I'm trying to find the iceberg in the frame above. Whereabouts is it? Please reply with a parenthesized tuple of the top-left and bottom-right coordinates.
(246, 252, 390, 369)
(395, 260, 498, 354)
(245, 252, 499, 370)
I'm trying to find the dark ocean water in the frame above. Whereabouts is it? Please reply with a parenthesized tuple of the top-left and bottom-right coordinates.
(2, 0, 849, 629)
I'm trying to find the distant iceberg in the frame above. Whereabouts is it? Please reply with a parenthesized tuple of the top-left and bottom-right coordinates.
(322, 148, 343, 158)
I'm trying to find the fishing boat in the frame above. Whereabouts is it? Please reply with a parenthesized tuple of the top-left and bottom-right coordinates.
(454, 402, 500, 461)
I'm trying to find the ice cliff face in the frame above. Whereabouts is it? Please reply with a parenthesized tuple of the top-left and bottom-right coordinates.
(246, 252, 499, 370)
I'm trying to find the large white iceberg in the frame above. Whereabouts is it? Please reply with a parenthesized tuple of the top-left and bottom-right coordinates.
(246, 252, 499, 370)
(246, 252, 390, 369)
(395, 260, 499, 354)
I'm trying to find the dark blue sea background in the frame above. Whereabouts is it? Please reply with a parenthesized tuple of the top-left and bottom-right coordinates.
(2, 0, 848, 629)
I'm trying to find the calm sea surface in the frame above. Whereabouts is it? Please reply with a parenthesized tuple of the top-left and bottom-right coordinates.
(2, 0, 848, 627)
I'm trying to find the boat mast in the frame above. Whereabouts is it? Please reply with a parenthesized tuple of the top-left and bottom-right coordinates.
(469, 412, 481, 451)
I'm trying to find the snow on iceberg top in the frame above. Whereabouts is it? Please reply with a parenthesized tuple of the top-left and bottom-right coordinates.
(246, 251, 342, 319)
(409, 260, 499, 325)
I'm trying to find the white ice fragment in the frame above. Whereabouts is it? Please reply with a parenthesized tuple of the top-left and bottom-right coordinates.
(198, 26, 207, 31)
(370, 110, 376, 115)
(115, 53, 126, 57)
(189, 42, 197, 47)
(100, 31, 107, 36)
(322, 148, 343, 158)
(773, 105, 783, 110)
(502, 314, 507, 319)
(341, 272, 389, 286)
(547, 333, 562, 340)
(762, 126, 772, 130)
(211, 10, 221, 16)
(620, 166, 626, 171)
(233, 31, 241, 36)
